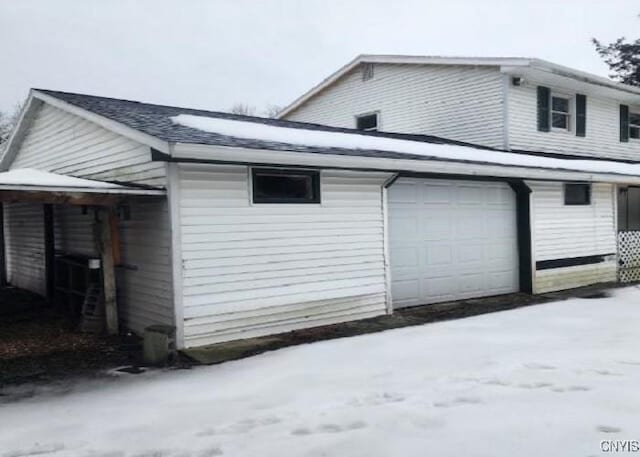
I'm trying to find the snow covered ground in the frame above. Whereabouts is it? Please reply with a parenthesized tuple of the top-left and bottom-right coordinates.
(2, 287, 640, 457)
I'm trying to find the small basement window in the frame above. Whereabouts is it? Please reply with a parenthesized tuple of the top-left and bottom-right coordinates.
(630, 111, 640, 139)
(564, 183, 591, 205)
(252, 168, 320, 204)
(356, 113, 378, 131)
(551, 94, 571, 130)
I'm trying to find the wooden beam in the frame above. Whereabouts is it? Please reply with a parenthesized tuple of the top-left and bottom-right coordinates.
(99, 209, 119, 335)
(43, 204, 55, 303)
(0, 203, 6, 287)
(0, 190, 121, 206)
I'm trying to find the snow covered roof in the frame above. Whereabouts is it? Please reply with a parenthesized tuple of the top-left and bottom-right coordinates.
(0, 169, 165, 195)
(11, 89, 640, 184)
(277, 54, 640, 117)
(172, 114, 640, 178)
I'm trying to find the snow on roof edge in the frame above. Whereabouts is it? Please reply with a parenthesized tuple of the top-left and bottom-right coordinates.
(0, 169, 127, 189)
(172, 114, 640, 178)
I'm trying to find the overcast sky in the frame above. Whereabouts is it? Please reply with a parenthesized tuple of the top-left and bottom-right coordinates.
(0, 0, 638, 114)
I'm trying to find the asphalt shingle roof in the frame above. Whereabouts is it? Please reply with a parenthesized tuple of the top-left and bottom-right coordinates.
(36, 89, 494, 158)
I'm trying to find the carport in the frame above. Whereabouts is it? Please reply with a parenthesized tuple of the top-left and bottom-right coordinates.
(0, 169, 166, 334)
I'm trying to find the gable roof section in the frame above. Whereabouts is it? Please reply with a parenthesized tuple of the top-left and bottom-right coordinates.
(32, 89, 484, 150)
(277, 54, 640, 118)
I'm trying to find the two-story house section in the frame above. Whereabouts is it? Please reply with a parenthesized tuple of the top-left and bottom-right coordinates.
(280, 55, 640, 298)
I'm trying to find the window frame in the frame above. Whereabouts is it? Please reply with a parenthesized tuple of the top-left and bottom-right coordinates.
(250, 167, 321, 204)
(629, 110, 640, 140)
(564, 183, 591, 206)
(355, 112, 379, 132)
(550, 93, 572, 132)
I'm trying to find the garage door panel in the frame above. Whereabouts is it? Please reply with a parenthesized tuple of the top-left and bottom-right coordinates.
(488, 271, 518, 290)
(425, 244, 453, 266)
(390, 215, 419, 240)
(389, 182, 418, 203)
(390, 248, 419, 275)
(389, 178, 519, 309)
(421, 209, 453, 240)
(455, 214, 486, 239)
(456, 243, 484, 263)
(457, 185, 485, 204)
(422, 183, 453, 203)
(420, 277, 457, 302)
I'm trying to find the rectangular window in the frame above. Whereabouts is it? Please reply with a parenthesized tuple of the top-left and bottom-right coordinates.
(252, 168, 320, 204)
(630, 111, 640, 139)
(564, 183, 591, 206)
(356, 113, 378, 131)
(551, 95, 571, 130)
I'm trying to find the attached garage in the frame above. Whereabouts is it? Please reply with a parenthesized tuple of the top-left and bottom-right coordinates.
(388, 178, 520, 308)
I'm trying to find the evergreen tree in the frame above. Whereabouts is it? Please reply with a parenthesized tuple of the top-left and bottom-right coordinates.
(593, 36, 640, 86)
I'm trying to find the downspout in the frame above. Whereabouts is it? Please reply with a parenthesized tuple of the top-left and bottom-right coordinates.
(508, 180, 533, 294)
(382, 172, 400, 314)
(501, 73, 511, 151)
(166, 158, 185, 350)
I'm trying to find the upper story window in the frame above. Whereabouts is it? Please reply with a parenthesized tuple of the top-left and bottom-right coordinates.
(630, 111, 640, 140)
(252, 168, 320, 204)
(551, 94, 571, 131)
(356, 113, 378, 131)
(537, 86, 586, 136)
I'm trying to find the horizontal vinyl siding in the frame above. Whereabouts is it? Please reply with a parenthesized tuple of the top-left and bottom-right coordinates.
(509, 83, 640, 160)
(55, 205, 97, 257)
(118, 198, 174, 334)
(3, 203, 46, 295)
(178, 163, 389, 346)
(10, 103, 166, 187)
(285, 64, 505, 148)
(530, 181, 617, 293)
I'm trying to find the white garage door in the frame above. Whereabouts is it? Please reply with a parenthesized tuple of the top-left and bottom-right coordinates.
(389, 178, 519, 308)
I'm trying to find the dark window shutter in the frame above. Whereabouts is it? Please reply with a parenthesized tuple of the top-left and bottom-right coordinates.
(575, 94, 586, 137)
(621, 104, 630, 142)
(537, 86, 550, 132)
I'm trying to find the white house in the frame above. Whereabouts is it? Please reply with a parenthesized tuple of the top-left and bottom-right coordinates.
(280, 55, 640, 293)
(1, 88, 639, 349)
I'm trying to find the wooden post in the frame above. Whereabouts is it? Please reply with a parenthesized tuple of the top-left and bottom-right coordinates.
(99, 208, 119, 335)
(109, 210, 121, 266)
(43, 204, 55, 303)
(0, 203, 6, 288)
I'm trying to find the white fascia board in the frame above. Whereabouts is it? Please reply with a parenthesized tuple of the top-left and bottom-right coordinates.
(0, 185, 166, 195)
(32, 91, 171, 153)
(0, 92, 43, 171)
(171, 143, 640, 185)
(359, 55, 531, 67)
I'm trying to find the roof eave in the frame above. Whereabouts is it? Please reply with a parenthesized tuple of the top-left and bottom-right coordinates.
(0, 184, 166, 195)
(168, 142, 640, 185)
